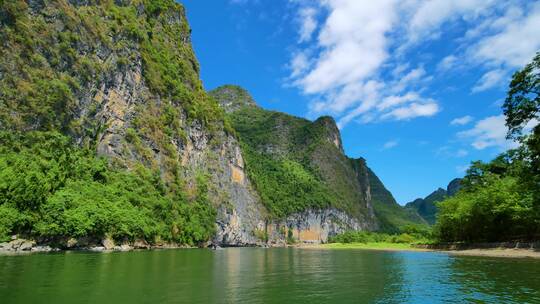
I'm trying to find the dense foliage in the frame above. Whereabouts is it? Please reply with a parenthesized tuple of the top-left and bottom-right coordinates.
(211, 86, 424, 228)
(0, 0, 232, 194)
(0, 132, 216, 245)
(241, 143, 334, 217)
(435, 53, 540, 242)
(0, 0, 226, 135)
(328, 225, 432, 245)
(366, 167, 427, 232)
(227, 104, 364, 218)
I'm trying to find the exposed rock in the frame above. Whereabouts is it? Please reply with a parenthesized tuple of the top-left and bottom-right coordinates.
(19, 240, 35, 251)
(133, 239, 150, 249)
(66, 238, 78, 248)
(31, 246, 54, 253)
(102, 238, 115, 250)
(89, 247, 106, 252)
(0, 239, 36, 252)
(119, 244, 133, 251)
(313, 116, 343, 152)
(269, 209, 371, 244)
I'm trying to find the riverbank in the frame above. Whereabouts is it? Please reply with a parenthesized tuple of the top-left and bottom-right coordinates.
(305, 242, 428, 251)
(0, 238, 196, 254)
(3, 238, 540, 259)
(442, 248, 540, 259)
(300, 242, 540, 259)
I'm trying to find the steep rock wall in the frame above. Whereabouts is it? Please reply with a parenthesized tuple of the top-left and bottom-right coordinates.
(0, 0, 268, 246)
(267, 208, 373, 245)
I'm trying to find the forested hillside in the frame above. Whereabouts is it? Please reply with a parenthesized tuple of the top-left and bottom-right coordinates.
(211, 85, 425, 232)
(406, 179, 461, 225)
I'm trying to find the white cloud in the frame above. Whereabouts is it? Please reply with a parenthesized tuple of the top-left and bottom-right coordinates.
(457, 115, 514, 150)
(297, 1, 396, 94)
(391, 67, 431, 93)
(287, 0, 539, 127)
(290, 52, 310, 78)
(451, 115, 474, 126)
(404, 0, 496, 45)
(382, 140, 399, 150)
(453, 2, 540, 93)
(471, 3, 540, 68)
(378, 92, 421, 111)
(288, 0, 441, 127)
(471, 69, 507, 93)
(382, 102, 439, 121)
(391, 63, 410, 77)
(298, 7, 318, 43)
(458, 115, 539, 150)
(437, 146, 469, 158)
(437, 55, 458, 71)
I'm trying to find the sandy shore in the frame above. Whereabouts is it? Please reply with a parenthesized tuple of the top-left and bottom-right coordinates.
(299, 243, 540, 259)
(442, 248, 540, 259)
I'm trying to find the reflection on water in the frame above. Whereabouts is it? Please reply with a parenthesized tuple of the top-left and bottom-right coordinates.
(0, 248, 539, 304)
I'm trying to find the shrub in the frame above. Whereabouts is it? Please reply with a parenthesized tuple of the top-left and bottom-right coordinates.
(0, 132, 216, 246)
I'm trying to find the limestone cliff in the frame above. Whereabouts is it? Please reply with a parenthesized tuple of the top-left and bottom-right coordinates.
(211, 85, 427, 242)
(0, 0, 420, 248)
(0, 0, 267, 246)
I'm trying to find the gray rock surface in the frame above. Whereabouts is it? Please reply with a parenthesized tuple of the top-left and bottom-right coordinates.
(269, 208, 372, 245)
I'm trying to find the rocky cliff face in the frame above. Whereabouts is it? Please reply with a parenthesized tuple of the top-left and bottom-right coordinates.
(209, 85, 434, 239)
(0, 0, 270, 246)
(0, 1, 420, 247)
(267, 208, 373, 245)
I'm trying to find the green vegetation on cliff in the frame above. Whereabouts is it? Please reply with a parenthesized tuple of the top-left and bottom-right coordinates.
(405, 179, 461, 225)
(366, 168, 426, 232)
(211, 86, 370, 219)
(435, 53, 540, 242)
(0, 0, 231, 188)
(211, 85, 425, 231)
(226, 104, 348, 218)
(0, 0, 226, 135)
(0, 0, 224, 245)
(0, 132, 215, 245)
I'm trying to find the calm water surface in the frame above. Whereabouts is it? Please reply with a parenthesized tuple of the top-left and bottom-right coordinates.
(0, 248, 539, 303)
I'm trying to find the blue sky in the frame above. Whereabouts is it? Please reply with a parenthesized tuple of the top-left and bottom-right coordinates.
(182, 0, 540, 204)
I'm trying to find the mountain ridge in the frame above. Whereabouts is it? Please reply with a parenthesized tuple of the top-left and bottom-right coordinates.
(210, 84, 425, 233)
(405, 178, 462, 224)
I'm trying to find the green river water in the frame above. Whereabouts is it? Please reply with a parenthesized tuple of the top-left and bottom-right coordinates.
(0, 248, 539, 303)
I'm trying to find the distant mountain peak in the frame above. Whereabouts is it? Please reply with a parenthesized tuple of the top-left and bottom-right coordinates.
(313, 116, 343, 152)
(209, 85, 258, 113)
(405, 178, 462, 225)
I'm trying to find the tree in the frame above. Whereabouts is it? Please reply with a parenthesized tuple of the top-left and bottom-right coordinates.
(503, 52, 540, 219)
(504, 52, 540, 139)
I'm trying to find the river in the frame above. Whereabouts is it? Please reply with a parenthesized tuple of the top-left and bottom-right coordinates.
(1, 248, 539, 303)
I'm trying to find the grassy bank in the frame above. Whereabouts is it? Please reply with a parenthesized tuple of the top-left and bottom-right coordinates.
(316, 242, 420, 251)
(309, 242, 540, 259)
